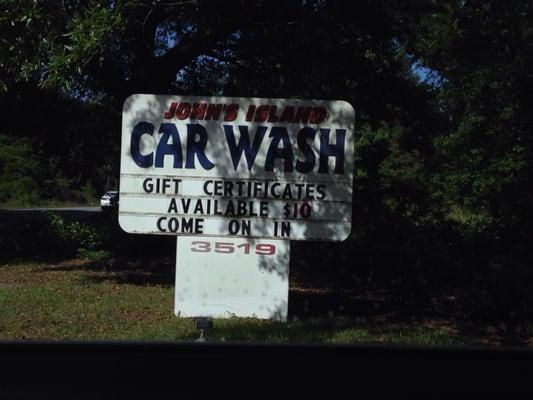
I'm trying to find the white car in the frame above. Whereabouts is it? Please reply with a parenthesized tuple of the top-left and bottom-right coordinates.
(100, 191, 119, 210)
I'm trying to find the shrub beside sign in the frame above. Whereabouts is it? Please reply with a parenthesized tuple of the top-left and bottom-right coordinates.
(119, 95, 354, 241)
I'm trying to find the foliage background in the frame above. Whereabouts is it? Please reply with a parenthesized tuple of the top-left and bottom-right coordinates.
(1, 0, 532, 325)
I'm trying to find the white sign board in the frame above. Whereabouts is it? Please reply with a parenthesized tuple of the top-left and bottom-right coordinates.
(175, 237, 289, 320)
(119, 95, 354, 241)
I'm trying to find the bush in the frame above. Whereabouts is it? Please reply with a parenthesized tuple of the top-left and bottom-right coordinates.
(43, 212, 105, 258)
(0, 134, 43, 206)
(0, 211, 107, 262)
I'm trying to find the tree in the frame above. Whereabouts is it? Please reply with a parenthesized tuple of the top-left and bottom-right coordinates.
(413, 0, 533, 240)
(1, 0, 441, 211)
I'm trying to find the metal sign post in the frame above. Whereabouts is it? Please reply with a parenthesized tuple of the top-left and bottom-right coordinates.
(118, 95, 354, 321)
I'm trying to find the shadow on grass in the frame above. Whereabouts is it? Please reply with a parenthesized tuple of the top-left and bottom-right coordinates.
(29, 251, 533, 347)
(209, 316, 467, 345)
(288, 288, 399, 319)
(38, 256, 176, 287)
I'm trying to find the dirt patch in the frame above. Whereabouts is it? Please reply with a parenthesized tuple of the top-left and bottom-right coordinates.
(0, 283, 18, 288)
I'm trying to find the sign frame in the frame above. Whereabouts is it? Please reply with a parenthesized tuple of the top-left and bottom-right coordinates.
(119, 94, 355, 242)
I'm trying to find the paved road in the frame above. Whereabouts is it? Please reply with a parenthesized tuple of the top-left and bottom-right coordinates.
(2, 206, 100, 212)
(0, 207, 103, 222)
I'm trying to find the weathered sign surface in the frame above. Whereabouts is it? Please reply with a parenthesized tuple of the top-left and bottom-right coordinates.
(119, 95, 354, 241)
(175, 236, 289, 320)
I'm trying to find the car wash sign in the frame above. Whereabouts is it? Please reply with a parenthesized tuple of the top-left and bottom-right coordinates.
(119, 95, 354, 241)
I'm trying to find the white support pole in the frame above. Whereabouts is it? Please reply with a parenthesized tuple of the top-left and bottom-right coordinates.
(174, 236, 290, 321)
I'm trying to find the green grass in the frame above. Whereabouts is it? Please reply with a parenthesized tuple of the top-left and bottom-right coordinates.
(0, 260, 473, 344)
(210, 318, 463, 345)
